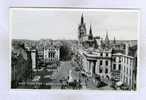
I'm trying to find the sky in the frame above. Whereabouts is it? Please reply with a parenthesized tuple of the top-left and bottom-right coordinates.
(10, 8, 139, 40)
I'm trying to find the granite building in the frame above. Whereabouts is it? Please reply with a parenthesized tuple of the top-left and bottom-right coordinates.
(77, 14, 137, 90)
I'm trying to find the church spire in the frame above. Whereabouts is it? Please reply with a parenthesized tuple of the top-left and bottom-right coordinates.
(81, 13, 84, 24)
(88, 24, 93, 40)
(105, 31, 110, 44)
(89, 24, 92, 34)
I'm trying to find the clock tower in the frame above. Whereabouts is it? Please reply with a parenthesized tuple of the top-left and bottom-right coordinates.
(78, 14, 87, 42)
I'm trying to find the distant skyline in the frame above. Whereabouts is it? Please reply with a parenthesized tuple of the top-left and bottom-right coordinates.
(10, 8, 139, 40)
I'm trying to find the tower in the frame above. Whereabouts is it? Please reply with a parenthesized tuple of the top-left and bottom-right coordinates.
(78, 14, 87, 41)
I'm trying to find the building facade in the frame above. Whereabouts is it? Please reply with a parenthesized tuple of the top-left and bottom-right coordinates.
(95, 49, 112, 80)
(30, 40, 60, 70)
(77, 14, 137, 90)
(44, 45, 60, 64)
(78, 14, 113, 81)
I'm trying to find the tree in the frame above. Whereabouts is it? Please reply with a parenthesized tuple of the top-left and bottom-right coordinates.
(60, 41, 73, 61)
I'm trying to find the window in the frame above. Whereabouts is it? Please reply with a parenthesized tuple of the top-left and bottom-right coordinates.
(50, 53, 52, 57)
(100, 53, 103, 57)
(123, 45, 126, 49)
(52, 53, 55, 58)
(105, 68, 108, 73)
(105, 60, 108, 66)
(100, 60, 102, 65)
(119, 57, 121, 63)
(106, 53, 108, 57)
(113, 64, 116, 70)
(119, 64, 121, 70)
(48, 53, 50, 57)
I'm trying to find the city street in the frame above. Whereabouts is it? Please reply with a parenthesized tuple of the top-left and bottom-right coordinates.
(30, 61, 80, 89)
(29, 60, 116, 90)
